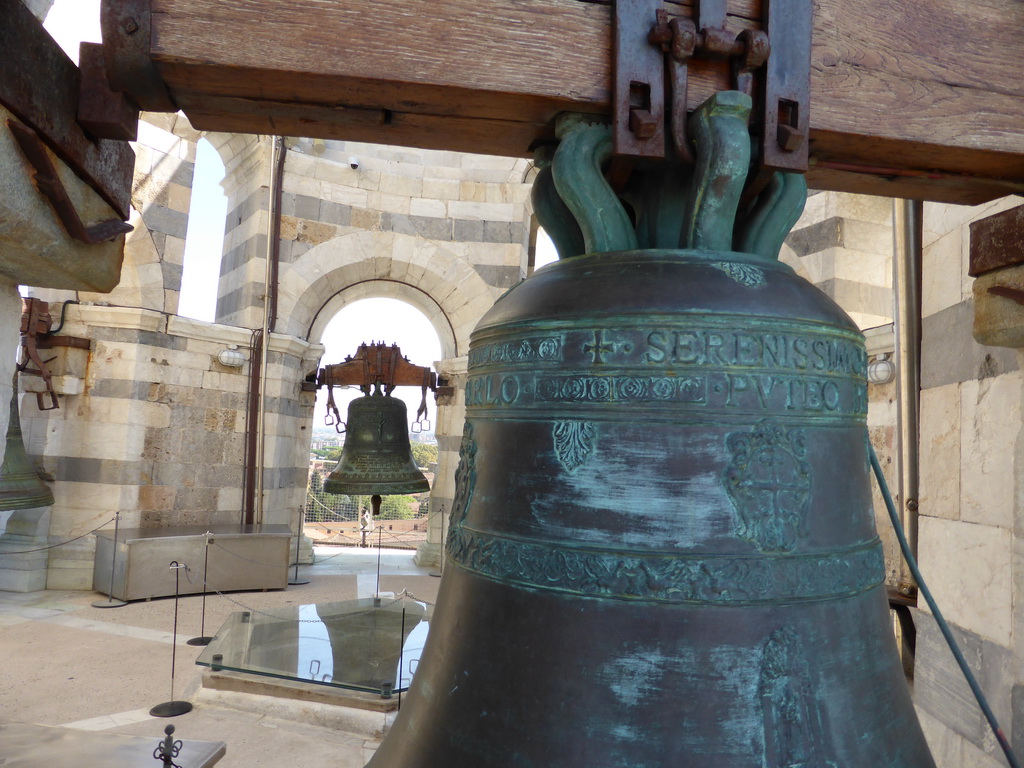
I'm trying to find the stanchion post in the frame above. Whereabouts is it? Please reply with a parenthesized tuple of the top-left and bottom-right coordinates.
(289, 505, 309, 586)
(150, 561, 193, 717)
(187, 533, 214, 646)
(92, 512, 127, 608)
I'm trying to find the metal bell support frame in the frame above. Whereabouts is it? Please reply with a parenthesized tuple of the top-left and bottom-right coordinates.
(367, 92, 936, 767)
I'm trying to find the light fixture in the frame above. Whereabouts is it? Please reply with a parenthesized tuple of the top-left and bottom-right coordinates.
(216, 345, 246, 368)
(867, 354, 896, 385)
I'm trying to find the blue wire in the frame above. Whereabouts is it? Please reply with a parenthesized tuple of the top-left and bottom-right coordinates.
(869, 444, 1021, 768)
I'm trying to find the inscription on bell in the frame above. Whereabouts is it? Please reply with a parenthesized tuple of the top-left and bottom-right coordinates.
(466, 371, 866, 418)
(471, 326, 866, 378)
(643, 330, 865, 376)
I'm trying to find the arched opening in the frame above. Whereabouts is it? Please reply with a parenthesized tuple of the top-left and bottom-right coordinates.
(179, 137, 228, 322)
(306, 297, 443, 551)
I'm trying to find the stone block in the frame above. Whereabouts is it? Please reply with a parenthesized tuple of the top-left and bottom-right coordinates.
(959, 372, 1021, 528)
(295, 219, 336, 246)
(138, 484, 177, 511)
(314, 159, 360, 187)
(448, 200, 514, 221)
(350, 208, 382, 231)
(379, 173, 423, 198)
(915, 610, 1013, 757)
(320, 201, 351, 226)
(453, 219, 484, 242)
(919, 383, 961, 521)
(141, 205, 189, 240)
(152, 461, 198, 488)
(924, 228, 966, 319)
(973, 265, 1024, 348)
(918, 516, 1012, 645)
(422, 178, 460, 200)
(922, 301, 1020, 389)
(458, 181, 488, 202)
(410, 198, 447, 218)
(173, 486, 218, 512)
(369, 191, 411, 215)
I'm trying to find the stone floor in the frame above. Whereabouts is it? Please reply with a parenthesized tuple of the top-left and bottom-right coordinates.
(0, 546, 442, 767)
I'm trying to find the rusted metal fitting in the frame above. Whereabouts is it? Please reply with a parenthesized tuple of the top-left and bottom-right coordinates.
(669, 17, 697, 62)
(732, 29, 770, 95)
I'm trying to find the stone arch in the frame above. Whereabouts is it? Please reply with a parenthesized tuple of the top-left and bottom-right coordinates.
(276, 230, 497, 358)
(306, 280, 457, 360)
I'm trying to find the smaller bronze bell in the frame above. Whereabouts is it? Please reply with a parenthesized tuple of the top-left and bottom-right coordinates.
(0, 388, 54, 511)
(324, 388, 429, 501)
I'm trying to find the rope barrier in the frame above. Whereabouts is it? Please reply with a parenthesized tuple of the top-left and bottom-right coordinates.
(1, 516, 115, 554)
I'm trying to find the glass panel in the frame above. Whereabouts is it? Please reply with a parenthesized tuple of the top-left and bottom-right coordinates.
(196, 597, 431, 694)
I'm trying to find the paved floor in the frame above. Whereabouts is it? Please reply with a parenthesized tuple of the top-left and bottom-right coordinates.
(0, 547, 442, 767)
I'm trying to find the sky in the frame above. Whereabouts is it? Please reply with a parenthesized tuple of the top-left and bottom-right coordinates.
(41, 0, 557, 434)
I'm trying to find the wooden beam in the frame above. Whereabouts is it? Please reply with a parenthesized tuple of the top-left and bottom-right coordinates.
(143, 0, 1024, 204)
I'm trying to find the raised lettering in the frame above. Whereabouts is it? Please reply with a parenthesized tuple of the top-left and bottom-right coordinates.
(726, 374, 750, 407)
(500, 376, 520, 404)
(645, 331, 670, 363)
(822, 380, 841, 411)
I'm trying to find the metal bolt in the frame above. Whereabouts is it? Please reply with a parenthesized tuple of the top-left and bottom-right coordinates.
(777, 124, 804, 152)
(121, 17, 139, 35)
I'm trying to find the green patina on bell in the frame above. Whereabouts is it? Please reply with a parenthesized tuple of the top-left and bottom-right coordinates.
(324, 387, 429, 497)
(369, 92, 935, 767)
(0, 385, 53, 511)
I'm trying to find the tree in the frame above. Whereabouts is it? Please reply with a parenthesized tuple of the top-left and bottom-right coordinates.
(410, 442, 437, 469)
(377, 494, 418, 519)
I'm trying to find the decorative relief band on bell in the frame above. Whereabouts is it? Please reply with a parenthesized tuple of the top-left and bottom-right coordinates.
(467, 323, 868, 420)
(446, 527, 884, 605)
(470, 323, 866, 377)
(464, 370, 865, 421)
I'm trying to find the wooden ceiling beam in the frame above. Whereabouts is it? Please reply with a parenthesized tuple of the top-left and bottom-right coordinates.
(139, 0, 1024, 204)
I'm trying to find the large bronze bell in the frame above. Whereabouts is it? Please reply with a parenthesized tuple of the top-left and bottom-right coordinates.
(0, 387, 54, 511)
(324, 388, 429, 498)
(368, 95, 935, 767)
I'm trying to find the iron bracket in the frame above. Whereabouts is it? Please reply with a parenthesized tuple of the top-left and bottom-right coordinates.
(18, 299, 59, 411)
(100, 0, 178, 113)
(0, 0, 134, 219)
(612, 0, 807, 173)
(77, 42, 140, 142)
(8, 120, 134, 246)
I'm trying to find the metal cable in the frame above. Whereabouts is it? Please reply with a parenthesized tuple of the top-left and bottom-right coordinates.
(870, 444, 1021, 768)
(1, 516, 114, 554)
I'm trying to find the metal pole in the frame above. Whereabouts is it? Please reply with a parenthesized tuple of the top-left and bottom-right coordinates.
(289, 503, 309, 586)
(892, 198, 922, 593)
(187, 534, 213, 645)
(255, 136, 284, 526)
(150, 562, 192, 717)
(429, 503, 446, 578)
(92, 511, 126, 608)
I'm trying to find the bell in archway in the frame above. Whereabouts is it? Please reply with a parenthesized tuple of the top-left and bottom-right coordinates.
(0, 386, 54, 511)
(367, 94, 935, 767)
(324, 387, 429, 505)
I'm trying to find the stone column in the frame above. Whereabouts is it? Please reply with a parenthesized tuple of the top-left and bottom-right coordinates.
(416, 356, 467, 568)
